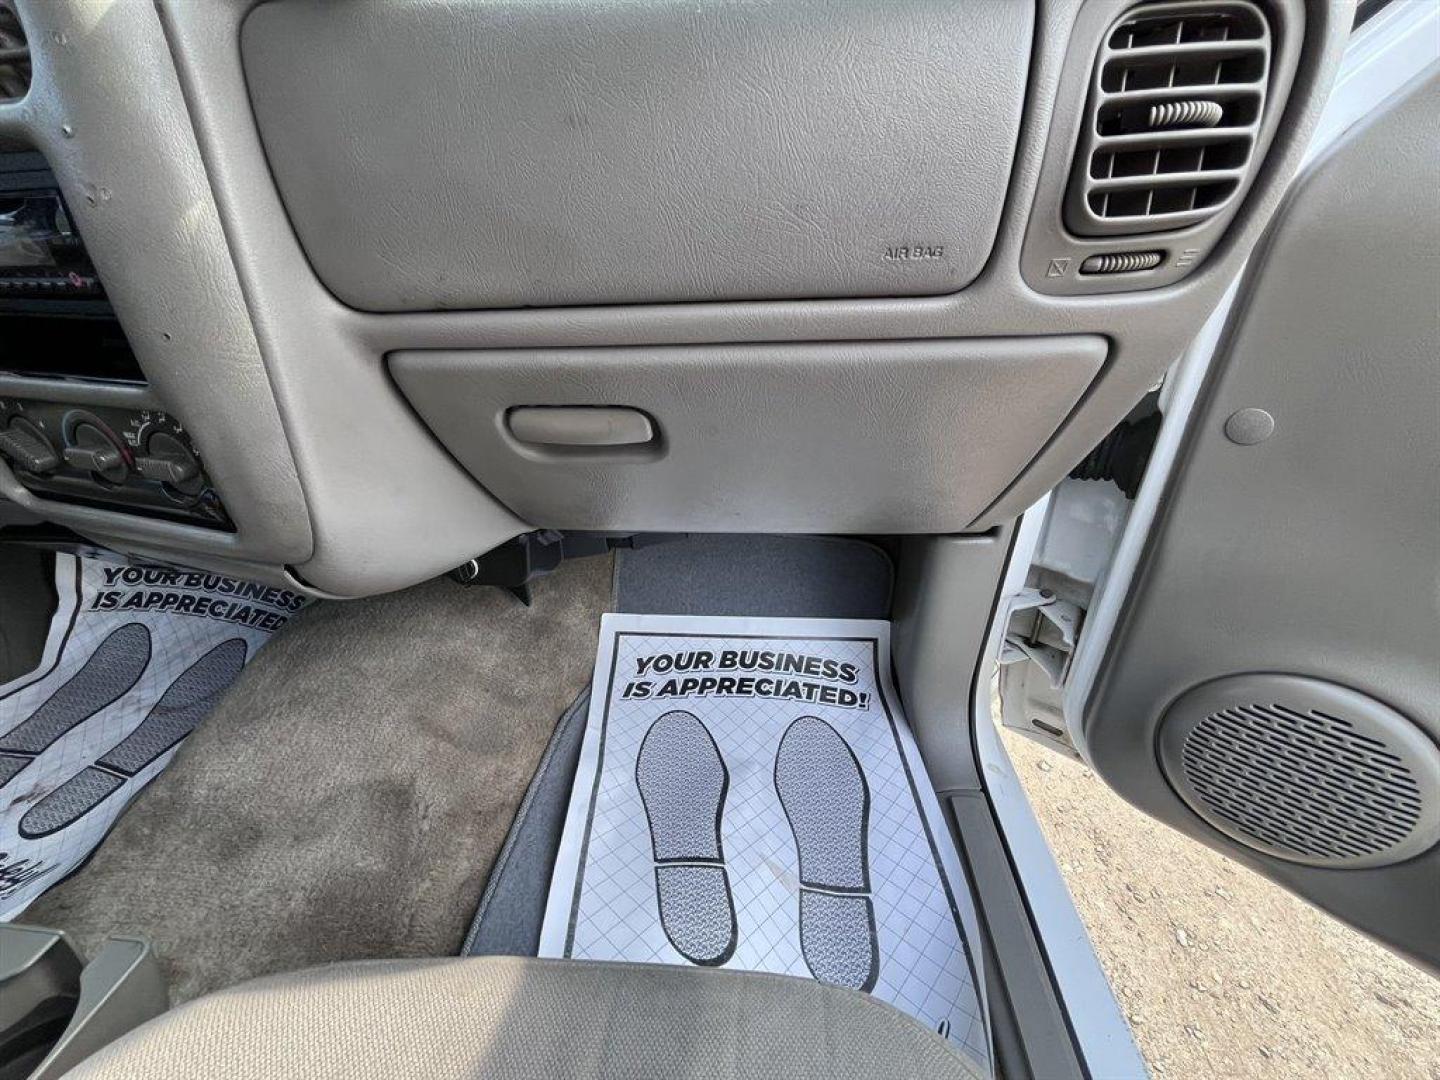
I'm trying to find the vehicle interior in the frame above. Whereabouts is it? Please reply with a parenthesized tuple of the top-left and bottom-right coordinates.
(0, 0, 1435, 1076)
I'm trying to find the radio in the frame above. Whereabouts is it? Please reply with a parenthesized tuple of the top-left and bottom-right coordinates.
(1, 150, 144, 382)
(1, 150, 105, 299)
(0, 191, 102, 300)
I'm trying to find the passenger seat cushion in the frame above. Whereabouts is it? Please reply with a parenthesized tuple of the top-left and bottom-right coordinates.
(66, 956, 983, 1079)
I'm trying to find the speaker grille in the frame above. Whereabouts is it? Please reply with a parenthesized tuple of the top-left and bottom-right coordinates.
(1159, 675, 1440, 869)
(1182, 703, 1422, 862)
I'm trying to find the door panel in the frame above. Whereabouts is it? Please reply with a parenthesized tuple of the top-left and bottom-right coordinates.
(1085, 62, 1440, 970)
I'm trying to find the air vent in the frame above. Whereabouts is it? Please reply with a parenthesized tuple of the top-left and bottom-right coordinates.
(0, 2, 30, 104)
(1067, 1, 1272, 237)
(1158, 675, 1440, 869)
(1080, 250, 1165, 274)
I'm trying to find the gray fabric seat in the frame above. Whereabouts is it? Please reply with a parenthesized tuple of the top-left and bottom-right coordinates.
(67, 956, 983, 1079)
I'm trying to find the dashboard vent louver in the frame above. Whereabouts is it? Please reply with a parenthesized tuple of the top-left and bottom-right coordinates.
(0, 1, 30, 103)
(1067, 0, 1272, 237)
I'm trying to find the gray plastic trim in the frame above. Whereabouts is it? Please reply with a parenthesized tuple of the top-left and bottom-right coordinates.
(390, 338, 1106, 534)
(1082, 52, 1440, 970)
(891, 532, 1015, 793)
(239, 0, 1033, 312)
(2, 0, 1354, 595)
(0, 0, 313, 573)
(947, 793, 1085, 1080)
(29, 935, 167, 1080)
(0, 378, 160, 412)
(888, 522, 1141, 1076)
(0, 923, 82, 1022)
(1157, 674, 1440, 870)
(1020, 0, 1307, 295)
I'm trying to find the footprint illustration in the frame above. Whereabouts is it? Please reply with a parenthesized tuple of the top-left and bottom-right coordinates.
(0, 623, 151, 789)
(775, 715, 879, 992)
(19, 638, 247, 838)
(635, 710, 737, 966)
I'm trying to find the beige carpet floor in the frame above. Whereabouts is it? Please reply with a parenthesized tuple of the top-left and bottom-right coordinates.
(25, 556, 611, 1003)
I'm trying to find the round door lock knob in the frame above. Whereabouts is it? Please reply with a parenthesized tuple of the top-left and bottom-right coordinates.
(1223, 407, 1275, 446)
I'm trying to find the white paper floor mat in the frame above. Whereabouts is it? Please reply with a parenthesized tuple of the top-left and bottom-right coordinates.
(540, 614, 991, 1072)
(0, 554, 302, 918)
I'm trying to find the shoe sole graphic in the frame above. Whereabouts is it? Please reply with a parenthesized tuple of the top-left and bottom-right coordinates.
(19, 638, 247, 839)
(774, 715, 879, 992)
(635, 710, 737, 966)
(0, 623, 152, 790)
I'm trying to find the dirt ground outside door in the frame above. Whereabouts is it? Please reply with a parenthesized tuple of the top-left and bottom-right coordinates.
(999, 727, 1440, 1079)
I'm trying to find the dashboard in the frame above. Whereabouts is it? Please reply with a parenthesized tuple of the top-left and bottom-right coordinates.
(1, 153, 222, 528)
(0, 0, 1353, 597)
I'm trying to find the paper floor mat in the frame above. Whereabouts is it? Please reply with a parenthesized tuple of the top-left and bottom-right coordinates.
(0, 554, 302, 918)
(540, 614, 991, 1073)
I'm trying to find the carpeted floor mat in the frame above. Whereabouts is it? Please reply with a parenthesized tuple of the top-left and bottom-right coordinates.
(22, 554, 611, 1003)
(539, 612, 991, 1072)
(464, 535, 894, 957)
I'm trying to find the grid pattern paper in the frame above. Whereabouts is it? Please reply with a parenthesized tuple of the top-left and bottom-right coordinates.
(0, 554, 301, 918)
(539, 614, 991, 1073)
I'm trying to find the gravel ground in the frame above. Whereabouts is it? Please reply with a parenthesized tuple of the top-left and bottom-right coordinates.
(999, 727, 1440, 1079)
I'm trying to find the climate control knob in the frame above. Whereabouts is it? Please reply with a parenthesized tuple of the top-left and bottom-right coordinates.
(63, 421, 129, 484)
(0, 417, 60, 475)
(136, 431, 203, 496)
